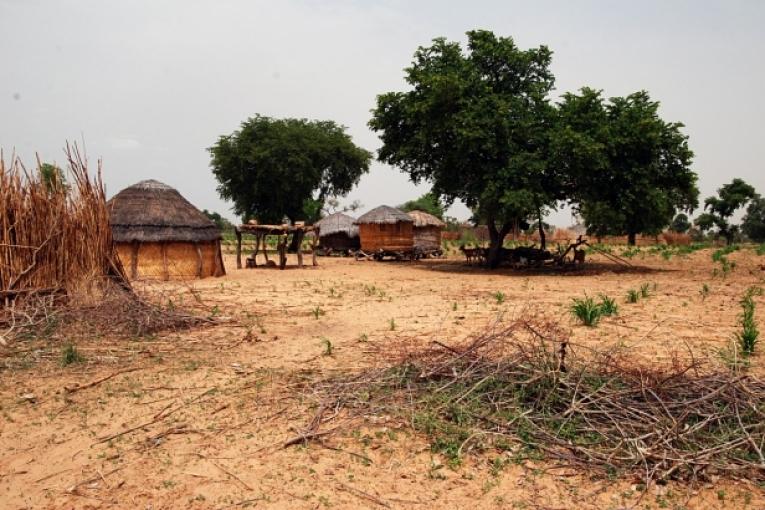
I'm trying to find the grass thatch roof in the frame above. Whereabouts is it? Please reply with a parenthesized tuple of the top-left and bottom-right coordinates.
(407, 210, 446, 228)
(355, 205, 413, 225)
(315, 212, 359, 237)
(108, 180, 221, 243)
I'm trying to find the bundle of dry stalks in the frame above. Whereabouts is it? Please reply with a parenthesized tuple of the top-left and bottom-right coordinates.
(303, 313, 765, 484)
(1, 145, 212, 346)
(0, 144, 126, 302)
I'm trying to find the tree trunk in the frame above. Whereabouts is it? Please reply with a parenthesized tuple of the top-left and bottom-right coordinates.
(486, 219, 512, 269)
(627, 232, 636, 246)
(537, 208, 546, 251)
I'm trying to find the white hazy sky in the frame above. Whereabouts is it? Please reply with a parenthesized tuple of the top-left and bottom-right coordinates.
(1, 0, 764, 226)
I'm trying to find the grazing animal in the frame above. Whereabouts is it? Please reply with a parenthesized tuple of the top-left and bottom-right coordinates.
(460, 245, 484, 265)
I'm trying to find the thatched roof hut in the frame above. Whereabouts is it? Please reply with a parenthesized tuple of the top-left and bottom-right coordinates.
(315, 212, 360, 253)
(355, 205, 414, 252)
(407, 210, 445, 252)
(108, 180, 225, 280)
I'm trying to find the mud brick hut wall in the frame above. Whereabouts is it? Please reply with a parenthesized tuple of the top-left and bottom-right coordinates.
(108, 180, 225, 280)
(356, 206, 414, 252)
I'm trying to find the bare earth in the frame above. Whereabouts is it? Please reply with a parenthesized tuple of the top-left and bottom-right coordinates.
(2, 248, 764, 509)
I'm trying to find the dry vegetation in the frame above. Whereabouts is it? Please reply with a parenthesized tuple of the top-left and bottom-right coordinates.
(1, 244, 765, 509)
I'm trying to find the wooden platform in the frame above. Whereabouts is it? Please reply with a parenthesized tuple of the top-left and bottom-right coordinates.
(235, 224, 318, 270)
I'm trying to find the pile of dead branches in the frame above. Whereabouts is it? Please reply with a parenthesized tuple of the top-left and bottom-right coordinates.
(304, 314, 765, 484)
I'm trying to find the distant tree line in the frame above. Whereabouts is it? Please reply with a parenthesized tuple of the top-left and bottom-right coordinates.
(208, 30, 762, 266)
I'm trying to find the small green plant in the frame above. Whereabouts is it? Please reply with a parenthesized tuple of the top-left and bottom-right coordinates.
(756, 243, 765, 256)
(597, 294, 619, 316)
(640, 283, 651, 298)
(700, 283, 710, 301)
(736, 287, 761, 356)
(389, 318, 396, 331)
(321, 337, 333, 356)
(61, 344, 85, 366)
(570, 295, 602, 327)
(493, 291, 506, 304)
(311, 306, 325, 319)
(358, 333, 368, 343)
(626, 289, 640, 303)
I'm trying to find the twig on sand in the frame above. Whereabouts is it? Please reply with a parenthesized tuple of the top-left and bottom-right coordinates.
(64, 367, 142, 394)
(336, 480, 390, 508)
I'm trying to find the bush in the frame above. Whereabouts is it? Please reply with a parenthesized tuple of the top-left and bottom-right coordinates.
(737, 287, 762, 356)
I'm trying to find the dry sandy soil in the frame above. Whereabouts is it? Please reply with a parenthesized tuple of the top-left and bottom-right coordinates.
(2, 247, 765, 509)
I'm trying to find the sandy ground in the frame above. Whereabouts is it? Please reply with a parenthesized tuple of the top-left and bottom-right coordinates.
(2, 247, 765, 509)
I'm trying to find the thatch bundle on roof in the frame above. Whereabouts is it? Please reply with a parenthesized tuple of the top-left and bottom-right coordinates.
(108, 180, 225, 280)
(315, 212, 360, 253)
(407, 210, 445, 251)
(355, 205, 414, 252)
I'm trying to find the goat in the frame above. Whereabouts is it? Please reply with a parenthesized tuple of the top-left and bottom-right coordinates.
(460, 245, 484, 265)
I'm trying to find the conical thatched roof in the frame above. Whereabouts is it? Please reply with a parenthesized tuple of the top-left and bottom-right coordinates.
(407, 210, 446, 228)
(355, 205, 413, 225)
(315, 212, 359, 237)
(108, 180, 221, 243)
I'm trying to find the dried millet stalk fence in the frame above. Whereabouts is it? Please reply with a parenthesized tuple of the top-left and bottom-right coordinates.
(0, 145, 209, 346)
(300, 313, 765, 484)
(1, 144, 127, 306)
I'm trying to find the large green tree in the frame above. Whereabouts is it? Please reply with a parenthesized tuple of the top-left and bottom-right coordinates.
(209, 115, 372, 224)
(370, 30, 565, 266)
(557, 89, 698, 245)
(742, 196, 765, 243)
(398, 192, 446, 219)
(695, 179, 758, 244)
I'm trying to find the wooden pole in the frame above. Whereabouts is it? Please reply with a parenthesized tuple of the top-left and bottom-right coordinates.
(130, 241, 139, 279)
(252, 233, 260, 267)
(296, 230, 304, 268)
(235, 227, 242, 269)
(195, 242, 203, 278)
(279, 234, 287, 270)
(161, 243, 169, 281)
(312, 228, 318, 266)
(262, 234, 270, 264)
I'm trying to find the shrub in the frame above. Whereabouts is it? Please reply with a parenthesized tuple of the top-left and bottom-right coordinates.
(640, 283, 651, 298)
(570, 296, 602, 327)
(493, 291, 506, 304)
(626, 289, 640, 303)
(736, 287, 761, 356)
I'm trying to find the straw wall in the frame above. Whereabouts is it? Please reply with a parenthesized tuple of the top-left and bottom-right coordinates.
(116, 240, 224, 280)
(359, 223, 413, 252)
(412, 226, 442, 251)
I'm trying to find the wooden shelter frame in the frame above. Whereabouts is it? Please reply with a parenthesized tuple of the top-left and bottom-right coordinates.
(235, 224, 318, 270)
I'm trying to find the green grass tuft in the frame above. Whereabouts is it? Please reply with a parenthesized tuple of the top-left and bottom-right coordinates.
(61, 344, 85, 366)
(570, 296, 602, 327)
(597, 294, 619, 316)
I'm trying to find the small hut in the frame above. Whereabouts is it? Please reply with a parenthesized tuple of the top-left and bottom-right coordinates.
(108, 180, 225, 280)
(355, 205, 414, 253)
(408, 210, 445, 253)
(315, 212, 360, 254)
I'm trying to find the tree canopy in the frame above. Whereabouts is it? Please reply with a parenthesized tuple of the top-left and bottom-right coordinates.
(669, 213, 692, 233)
(209, 115, 371, 224)
(370, 30, 563, 265)
(398, 192, 446, 219)
(742, 196, 765, 243)
(202, 209, 234, 232)
(695, 179, 757, 244)
(558, 89, 698, 245)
